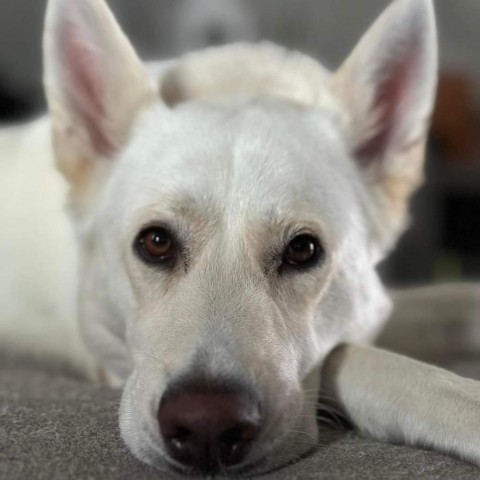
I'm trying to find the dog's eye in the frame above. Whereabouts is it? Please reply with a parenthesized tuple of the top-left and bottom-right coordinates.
(283, 234, 323, 269)
(136, 228, 176, 264)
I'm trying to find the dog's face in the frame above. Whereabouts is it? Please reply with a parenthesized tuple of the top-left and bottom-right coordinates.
(44, 0, 437, 476)
(82, 98, 391, 471)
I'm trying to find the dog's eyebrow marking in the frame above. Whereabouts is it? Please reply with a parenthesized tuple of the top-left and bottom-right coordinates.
(133, 193, 222, 270)
(260, 207, 325, 236)
(169, 194, 222, 235)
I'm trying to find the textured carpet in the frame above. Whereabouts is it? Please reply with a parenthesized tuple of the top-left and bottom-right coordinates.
(1, 355, 480, 480)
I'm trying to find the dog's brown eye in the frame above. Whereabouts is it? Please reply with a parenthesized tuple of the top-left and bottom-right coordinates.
(283, 234, 322, 269)
(136, 228, 176, 264)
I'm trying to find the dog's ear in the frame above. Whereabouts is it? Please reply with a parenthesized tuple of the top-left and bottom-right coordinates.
(334, 0, 437, 255)
(44, 0, 155, 191)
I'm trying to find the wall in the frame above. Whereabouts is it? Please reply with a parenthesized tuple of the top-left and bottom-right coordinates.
(1, 0, 480, 101)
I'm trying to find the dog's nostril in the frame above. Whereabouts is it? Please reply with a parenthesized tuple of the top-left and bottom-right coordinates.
(217, 423, 260, 465)
(220, 426, 243, 447)
(220, 422, 259, 448)
(169, 426, 191, 449)
(158, 387, 261, 473)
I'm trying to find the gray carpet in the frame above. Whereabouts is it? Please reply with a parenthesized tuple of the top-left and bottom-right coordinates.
(1, 355, 480, 480)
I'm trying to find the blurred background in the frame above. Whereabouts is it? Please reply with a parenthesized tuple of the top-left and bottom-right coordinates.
(0, 0, 479, 287)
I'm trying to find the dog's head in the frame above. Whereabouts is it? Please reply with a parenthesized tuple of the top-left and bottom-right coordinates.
(44, 0, 437, 475)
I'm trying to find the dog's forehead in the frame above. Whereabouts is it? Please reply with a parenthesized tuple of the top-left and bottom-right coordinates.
(111, 97, 363, 242)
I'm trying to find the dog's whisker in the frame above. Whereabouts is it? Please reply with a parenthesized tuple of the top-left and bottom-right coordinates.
(316, 416, 343, 430)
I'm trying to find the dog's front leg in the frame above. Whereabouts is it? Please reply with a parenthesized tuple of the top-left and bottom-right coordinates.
(321, 344, 480, 466)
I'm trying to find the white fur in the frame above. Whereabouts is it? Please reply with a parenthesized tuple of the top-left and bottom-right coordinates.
(322, 343, 480, 467)
(0, 119, 96, 374)
(2, 0, 479, 475)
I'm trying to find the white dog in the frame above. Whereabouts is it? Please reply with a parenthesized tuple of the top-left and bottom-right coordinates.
(1, 0, 480, 476)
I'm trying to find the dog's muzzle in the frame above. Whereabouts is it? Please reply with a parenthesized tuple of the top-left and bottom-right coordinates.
(158, 380, 262, 475)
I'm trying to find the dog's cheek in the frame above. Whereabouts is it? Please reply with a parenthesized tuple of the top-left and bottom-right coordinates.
(119, 373, 149, 461)
(271, 274, 331, 360)
(119, 368, 172, 463)
(317, 265, 392, 349)
(253, 390, 318, 470)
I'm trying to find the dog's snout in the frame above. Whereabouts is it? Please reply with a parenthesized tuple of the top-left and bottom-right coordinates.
(158, 387, 261, 473)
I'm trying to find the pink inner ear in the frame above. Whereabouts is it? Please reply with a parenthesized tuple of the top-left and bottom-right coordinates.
(355, 51, 417, 167)
(61, 19, 116, 157)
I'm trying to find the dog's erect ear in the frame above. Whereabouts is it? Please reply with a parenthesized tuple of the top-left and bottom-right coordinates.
(334, 0, 437, 255)
(44, 0, 156, 189)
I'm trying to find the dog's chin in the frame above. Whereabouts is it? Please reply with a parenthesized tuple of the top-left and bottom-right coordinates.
(119, 376, 320, 478)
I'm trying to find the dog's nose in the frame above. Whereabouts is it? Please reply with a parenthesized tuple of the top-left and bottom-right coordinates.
(158, 387, 261, 473)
